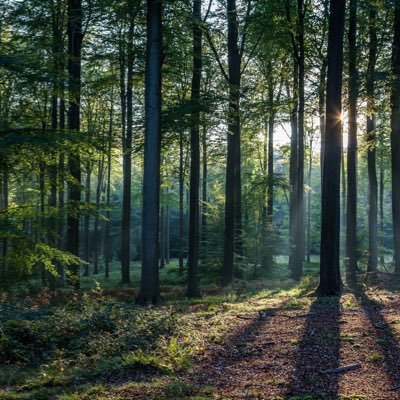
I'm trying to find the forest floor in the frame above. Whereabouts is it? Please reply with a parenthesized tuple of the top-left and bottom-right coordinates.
(1, 267, 400, 399)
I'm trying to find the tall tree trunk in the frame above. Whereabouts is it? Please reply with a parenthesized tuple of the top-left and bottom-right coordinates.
(165, 200, 170, 264)
(187, 0, 202, 297)
(294, 0, 305, 279)
(366, 3, 378, 274)
(93, 157, 104, 274)
(345, 0, 358, 285)
(58, 94, 66, 284)
(391, 0, 400, 274)
(1, 165, 8, 283)
(317, 0, 345, 296)
(319, 58, 327, 179)
(83, 162, 91, 276)
(49, 71, 58, 290)
(159, 202, 165, 268)
(179, 130, 185, 273)
(341, 147, 346, 253)
(201, 122, 207, 252)
(379, 162, 384, 265)
(136, 0, 163, 305)
(104, 98, 113, 279)
(39, 158, 46, 286)
(222, 0, 241, 286)
(263, 70, 275, 273)
(288, 64, 299, 277)
(121, 17, 134, 285)
(66, 0, 83, 289)
(306, 137, 313, 263)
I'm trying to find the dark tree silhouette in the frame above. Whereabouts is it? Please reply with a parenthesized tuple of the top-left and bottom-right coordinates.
(345, 0, 358, 284)
(391, 0, 400, 274)
(222, 0, 243, 286)
(121, 10, 136, 285)
(66, 0, 83, 289)
(366, 2, 378, 274)
(136, 0, 163, 305)
(317, 0, 345, 296)
(187, 0, 202, 298)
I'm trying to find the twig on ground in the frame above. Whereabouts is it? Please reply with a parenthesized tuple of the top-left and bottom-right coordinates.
(320, 363, 361, 374)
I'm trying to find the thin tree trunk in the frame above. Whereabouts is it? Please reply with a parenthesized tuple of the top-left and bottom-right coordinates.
(379, 162, 384, 265)
(83, 162, 91, 276)
(93, 157, 105, 274)
(366, 3, 378, 273)
(264, 70, 275, 273)
(345, 0, 358, 285)
(341, 146, 346, 252)
(39, 160, 46, 286)
(288, 64, 298, 277)
(49, 76, 58, 290)
(1, 165, 8, 283)
(179, 130, 184, 273)
(121, 16, 134, 285)
(319, 58, 327, 179)
(187, 0, 202, 297)
(66, 0, 83, 289)
(160, 203, 165, 268)
(104, 98, 113, 279)
(165, 200, 170, 264)
(306, 138, 312, 263)
(294, 0, 305, 279)
(201, 122, 207, 253)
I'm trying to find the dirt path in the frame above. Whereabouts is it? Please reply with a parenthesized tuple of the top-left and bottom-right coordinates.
(190, 293, 400, 399)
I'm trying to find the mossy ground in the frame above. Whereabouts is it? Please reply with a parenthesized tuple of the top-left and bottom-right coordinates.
(1, 261, 400, 399)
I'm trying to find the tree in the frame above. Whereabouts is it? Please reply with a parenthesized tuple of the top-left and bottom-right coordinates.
(187, 0, 202, 298)
(284, 0, 307, 280)
(66, 0, 83, 289)
(221, 0, 252, 286)
(317, 0, 345, 296)
(345, 0, 358, 285)
(121, 4, 138, 285)
(391, 0, 400, 274)
(136, 0, 163, 305)
(366, 1, 378, 274)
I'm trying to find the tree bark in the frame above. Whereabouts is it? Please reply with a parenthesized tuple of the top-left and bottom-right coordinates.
(66, 0, 83, 289)
(294, 0, 305, 279)
(201, 122, 207, 253)
(288, 63, 298, 277)
(83, 162, 91, 276)
(103, 96, 114, 279)
(306, 137, 313, 263)
(379, 162, 384, 265)
(1, 165, 8, 283)
(366, 3, 378, 273)
(187, 0, 202, 298)
(391, 0, 400, 273)
(222, 0, 241, 286)
(136, 0, 163, 305)
(121, 15, 134, 285)
(179, 130, 185, 274)
(93, 157, 104, 274)
(345, 0, 358, 285)
(317, 0, 345, 296)
(160, 202, 165, 268)
(104, 97, 113, 279)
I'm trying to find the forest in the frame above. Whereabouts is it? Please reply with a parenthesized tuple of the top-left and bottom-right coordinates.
(1, 0, 400, 398)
